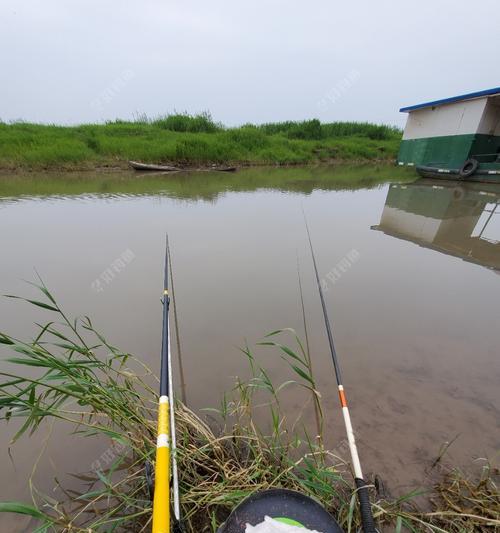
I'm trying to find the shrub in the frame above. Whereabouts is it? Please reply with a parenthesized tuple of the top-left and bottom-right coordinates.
(153, 112, 221, 133)
(174, 137, 231, 163)
(225, 127, 269, 150)
(258, 119, 323, 140)
(21, 140, 95, 165)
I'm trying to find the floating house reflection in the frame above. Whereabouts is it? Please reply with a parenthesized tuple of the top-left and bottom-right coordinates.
(372, 180, 500, 271)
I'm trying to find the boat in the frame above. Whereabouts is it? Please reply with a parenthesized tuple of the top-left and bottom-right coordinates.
(397, 87, 500, 183)
(203, 165, 237, 172)
(415, 165, 500, 182)
(129, 161, 181, 172)
(129, 161, 237, 172)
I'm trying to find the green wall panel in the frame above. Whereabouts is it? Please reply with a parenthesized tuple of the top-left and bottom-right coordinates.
(398, 134, 476, 168)
(398, 134, 500, 169)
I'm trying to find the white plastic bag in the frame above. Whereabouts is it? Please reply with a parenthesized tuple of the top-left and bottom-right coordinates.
(245, 515, 324, 533)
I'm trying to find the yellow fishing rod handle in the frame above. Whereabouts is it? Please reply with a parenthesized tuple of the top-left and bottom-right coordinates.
(152, 396, 170, 533)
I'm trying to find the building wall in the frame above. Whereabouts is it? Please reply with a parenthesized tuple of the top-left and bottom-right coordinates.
(398, 96, 500, 168)
(402, 98, 487, 140)
(477, 97, 500, 135)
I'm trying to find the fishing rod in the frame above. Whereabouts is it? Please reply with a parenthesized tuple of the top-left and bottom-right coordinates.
(168, 244, 188, 406)
(304, 216, 377, 533)
(152, 235, 181, 533)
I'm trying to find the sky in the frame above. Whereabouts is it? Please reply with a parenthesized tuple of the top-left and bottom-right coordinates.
(0, 0, 498, 127)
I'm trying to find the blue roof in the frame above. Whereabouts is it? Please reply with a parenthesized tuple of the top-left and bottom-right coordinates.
(400, 87, 500, 113)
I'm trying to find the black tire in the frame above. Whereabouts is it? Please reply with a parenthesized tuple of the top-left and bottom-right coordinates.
(459, 158, 479, 178)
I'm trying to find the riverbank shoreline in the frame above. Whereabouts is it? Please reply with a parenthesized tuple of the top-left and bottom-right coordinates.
(0, 157, 399, 175)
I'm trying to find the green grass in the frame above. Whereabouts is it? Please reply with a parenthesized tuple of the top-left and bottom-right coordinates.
(0, 283, 498, 532)
(0, 114, 402, 170)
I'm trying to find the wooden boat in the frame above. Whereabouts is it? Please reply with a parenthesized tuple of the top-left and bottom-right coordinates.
(129, 161, 181, 172)
(129, 161, 237, 173)
(204, 165, 237, 172)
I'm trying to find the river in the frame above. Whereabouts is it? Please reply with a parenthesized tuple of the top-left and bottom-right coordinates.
(0, 165, 498, 531)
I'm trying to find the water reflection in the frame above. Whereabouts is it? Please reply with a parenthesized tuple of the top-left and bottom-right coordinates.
(0, 165, 411, 206)
(372, 179, 500, 272)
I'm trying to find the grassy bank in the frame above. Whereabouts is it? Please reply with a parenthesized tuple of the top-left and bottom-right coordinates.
(0, 114, 402, 171)
(0, 285, 498, 532)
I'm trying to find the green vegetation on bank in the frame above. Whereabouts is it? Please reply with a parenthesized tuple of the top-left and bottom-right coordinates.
(0, 113, 402, 170)
(0, 285, 498, 532)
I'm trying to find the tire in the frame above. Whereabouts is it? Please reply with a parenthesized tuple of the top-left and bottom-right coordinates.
(459, 158, 479, 178)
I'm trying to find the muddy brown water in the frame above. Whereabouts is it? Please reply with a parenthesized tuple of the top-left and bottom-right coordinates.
(0, 166, 499, 531)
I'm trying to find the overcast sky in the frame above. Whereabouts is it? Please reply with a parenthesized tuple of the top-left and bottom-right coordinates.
(1, 0, 498, 127)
